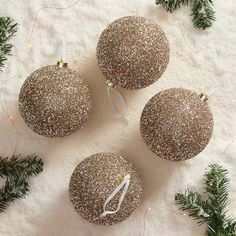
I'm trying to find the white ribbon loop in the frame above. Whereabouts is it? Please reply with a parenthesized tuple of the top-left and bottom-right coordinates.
(107, 86, 128, 120)
(100, 174, 131, 218)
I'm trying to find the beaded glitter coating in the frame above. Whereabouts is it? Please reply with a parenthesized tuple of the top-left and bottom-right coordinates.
(69, 153, 142, 225)
(140, 88, 214, 161)
(97, 16, 170, 90)
(18, 65, 92, 137)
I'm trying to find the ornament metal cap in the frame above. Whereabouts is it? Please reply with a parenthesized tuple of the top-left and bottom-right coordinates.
(199, 92, 208, 102)
(106, 79, 116, 88)
(56, 60, 68, 68)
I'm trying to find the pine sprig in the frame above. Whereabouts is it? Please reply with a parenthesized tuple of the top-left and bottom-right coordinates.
(0, 177, 29, 212)
(175, 190, 211, 225)
(156, 0, 189, 13)
(191, 0, 215, 30)
(0, 154, 43, 213)
(175, 164, 236, 236)
(0, 154, 44, 179)
(0, 17, 18, 71)
(155, 0, 215, 30)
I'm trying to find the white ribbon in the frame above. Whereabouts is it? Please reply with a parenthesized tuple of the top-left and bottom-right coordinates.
(107, 86, 128, 121)
(205, 83, 218, 97)
(100, 174, 131, 218)
(200, 83, 218, 101)
(59, 38, 66, 60)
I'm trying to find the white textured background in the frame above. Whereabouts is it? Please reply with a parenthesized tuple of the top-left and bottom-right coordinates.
(1, 0, 236, 235)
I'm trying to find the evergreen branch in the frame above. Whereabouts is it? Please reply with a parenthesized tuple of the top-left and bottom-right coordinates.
(0, 17, 18, 71)
(0, 154, 43, 213)
(175, 190, 210, 225)
(155, 0, 215, 30)
(191, 0, 215, 30)
(156, 0, 189, 13)
(175, 164, 236, 236)
(204, 164, 229, 212)
(0, 154, 43, 179)
(0, 177, 29, 212)
(224, 218, 236, 236)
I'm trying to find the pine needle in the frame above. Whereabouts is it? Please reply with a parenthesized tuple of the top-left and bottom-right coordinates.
(0, 17, 18, 71)
(0, 177, 29, 212)
(191, 0, 215, 30)
(156, 0, 189, 13)
(155, 0, 215, 30)
(0, 154, 43, 213)
(175, 164, 236, 235)
(0, 154, 44, 179)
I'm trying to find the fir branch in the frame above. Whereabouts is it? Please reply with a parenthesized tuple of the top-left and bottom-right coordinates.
(175, 190, 211, 225)
(0, 177, 29, 212)
(204, 164, 229, 213)
(175, 164, 236, 236)
(0, 154, 43, 213)
(0, 17, 18, 71)
(156, 0, 189, 13)
(155, 0, 215, 30)
(191, 0, 215, 30)
(0, 154, 43, 179)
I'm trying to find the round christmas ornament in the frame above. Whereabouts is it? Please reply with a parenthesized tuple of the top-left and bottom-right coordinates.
(97, 16, 170, 90)
(69, 152, 142, 225)
(18, 61, 92, 137)
(140, 88, 214, 161)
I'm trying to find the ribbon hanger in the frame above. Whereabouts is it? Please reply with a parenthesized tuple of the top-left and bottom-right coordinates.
(106, 80, 129, 121)
(100, 174, 131, 218)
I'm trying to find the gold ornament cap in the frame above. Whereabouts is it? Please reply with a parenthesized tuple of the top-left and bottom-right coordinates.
(56, 60, 68, 68)
(106, 79, 117, 88)
(198, 92, 208, 102)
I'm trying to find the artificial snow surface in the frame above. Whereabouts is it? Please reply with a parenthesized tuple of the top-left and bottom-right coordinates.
(1, 0, 236, 235)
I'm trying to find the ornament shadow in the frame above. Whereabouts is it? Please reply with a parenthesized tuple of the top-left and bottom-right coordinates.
(32, 190, 143, 236)
(73, 55, 120, 136)
(31, 190, 90, 236)
(78, 54, 142, 127)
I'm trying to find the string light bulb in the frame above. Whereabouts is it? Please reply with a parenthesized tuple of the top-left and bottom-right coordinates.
(27, 42, 33, 49)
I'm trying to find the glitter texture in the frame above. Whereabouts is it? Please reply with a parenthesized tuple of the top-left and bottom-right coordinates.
(97, 16, 170, 90)
(18, 65, 92, 137)
(140, 88, 214, 161)
(69, 153, 142, 225)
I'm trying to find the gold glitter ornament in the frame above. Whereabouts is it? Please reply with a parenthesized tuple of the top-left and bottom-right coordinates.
(140, 88, 214, 161)
(97, 16, 170, 90)
(69, 153, 142, 225)
(18, 62, 92, 137)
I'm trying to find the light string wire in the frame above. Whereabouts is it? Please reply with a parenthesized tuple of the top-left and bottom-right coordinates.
(1, 2, 235, 234)
(0, 77, 18, 157)
(142, 204, 184, 236)
(28, 0, 82, 48)
(173, 15, 220, 94)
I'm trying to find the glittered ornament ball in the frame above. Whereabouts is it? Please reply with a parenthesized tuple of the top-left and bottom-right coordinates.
(97, 16, 170, 89)
(140, 88, 214, 161)
(18, 63, 92, 137)
(69, 153, 142, 225)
